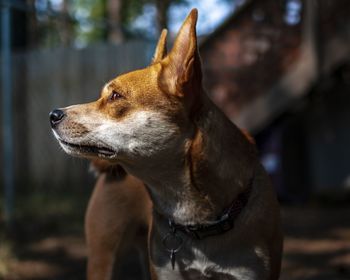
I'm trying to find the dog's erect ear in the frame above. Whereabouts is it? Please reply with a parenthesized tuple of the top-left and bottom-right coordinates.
(167, 9, 202, 95)
(151, 29, 168, 64)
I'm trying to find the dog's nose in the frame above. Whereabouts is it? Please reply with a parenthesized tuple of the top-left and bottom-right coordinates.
(49, 109, 65, 127)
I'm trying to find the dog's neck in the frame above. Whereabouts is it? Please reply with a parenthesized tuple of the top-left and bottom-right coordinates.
(123, 94, 257, 225)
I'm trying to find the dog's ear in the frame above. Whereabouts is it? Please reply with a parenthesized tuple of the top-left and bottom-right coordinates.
(167, 9, 202, 95)
(151, 29, 168, 64)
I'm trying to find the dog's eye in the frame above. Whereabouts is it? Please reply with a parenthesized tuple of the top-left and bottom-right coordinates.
(108, 90, 123, 101)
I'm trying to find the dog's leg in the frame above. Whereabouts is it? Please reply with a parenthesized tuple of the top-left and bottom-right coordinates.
(85, 174, 124, 279)
(85, 169, 153, 280)
(134, 225, 152, 280)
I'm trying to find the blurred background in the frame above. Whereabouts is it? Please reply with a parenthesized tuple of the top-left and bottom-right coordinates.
(0, 0, 349, 279)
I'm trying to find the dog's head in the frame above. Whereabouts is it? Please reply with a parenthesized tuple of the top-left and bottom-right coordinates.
(50, 9, 202, 164)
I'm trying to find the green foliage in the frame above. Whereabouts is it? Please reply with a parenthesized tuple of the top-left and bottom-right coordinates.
(121, 0, 145, 26)
(71, 0, 107, 45)
(121, 0, 188, 23)
(39, 0, 193, 46)
(121, 0, 189, 31)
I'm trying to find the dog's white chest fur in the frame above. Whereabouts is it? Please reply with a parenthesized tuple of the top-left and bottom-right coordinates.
(185, 249, 256, 279)
(155, 244, 265, 280)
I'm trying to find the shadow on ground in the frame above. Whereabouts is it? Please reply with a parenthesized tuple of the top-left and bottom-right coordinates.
(281, 206, 350, 280)
(1, 205, 350, 279)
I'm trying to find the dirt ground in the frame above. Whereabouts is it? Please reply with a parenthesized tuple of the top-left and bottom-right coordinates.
(280, 205, 350, 280)
(1, 205, 350, 280)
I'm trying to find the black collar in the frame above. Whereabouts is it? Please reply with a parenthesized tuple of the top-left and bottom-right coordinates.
(159, 176, 254, 269)
(167, 182, 253, 240)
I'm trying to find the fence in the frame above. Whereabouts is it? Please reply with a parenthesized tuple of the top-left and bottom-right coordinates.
(0, 41, 154, 193)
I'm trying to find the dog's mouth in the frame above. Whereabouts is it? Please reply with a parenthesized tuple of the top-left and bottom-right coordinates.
(59, 140, 116, 158)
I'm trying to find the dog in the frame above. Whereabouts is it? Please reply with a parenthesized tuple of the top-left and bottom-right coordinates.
(50, 9, 283, 280)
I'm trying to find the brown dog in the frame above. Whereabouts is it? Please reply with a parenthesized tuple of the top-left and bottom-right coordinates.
(50, 9, 282, 279)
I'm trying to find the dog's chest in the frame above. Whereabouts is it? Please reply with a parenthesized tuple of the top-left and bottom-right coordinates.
(155, 248, 257, 280)
(157, 261, 251, 280)
(158, 268, 238, 280)
(182, 263, 241, 280)
(185, 270, 238, 279)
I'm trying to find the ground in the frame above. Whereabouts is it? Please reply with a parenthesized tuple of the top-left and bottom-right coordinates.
(1, 205, 350, 279)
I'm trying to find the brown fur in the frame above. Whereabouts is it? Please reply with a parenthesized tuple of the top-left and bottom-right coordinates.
(51, 9, 283, 280)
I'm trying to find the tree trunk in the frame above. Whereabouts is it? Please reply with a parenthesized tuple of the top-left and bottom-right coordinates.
(60, 0, 74, 47)
(155, 0, 170, 34)
(26, 0, 38, 48)
(107, 0, 123, 44)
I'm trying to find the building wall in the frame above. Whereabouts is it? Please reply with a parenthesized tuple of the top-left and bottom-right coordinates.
(258, 63, 350, 199)
(305, 64, 350, 192)
(200, 0, 302, 120)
